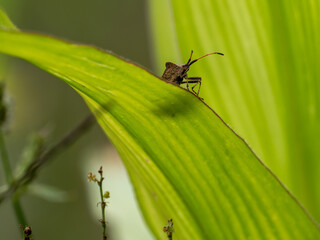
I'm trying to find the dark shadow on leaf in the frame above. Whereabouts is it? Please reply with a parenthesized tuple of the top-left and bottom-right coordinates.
(151, 87, 198, 117)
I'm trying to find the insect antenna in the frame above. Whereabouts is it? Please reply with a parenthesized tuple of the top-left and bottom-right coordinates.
(186, 50, 194, 65)
(189, 52, 224, 66)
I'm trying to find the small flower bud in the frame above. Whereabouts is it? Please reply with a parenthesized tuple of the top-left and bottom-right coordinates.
(163, 219, 174, 237)
(103, 191, 110, 199)
(88, 172, 97, 182)
(24, 226, 32, 236)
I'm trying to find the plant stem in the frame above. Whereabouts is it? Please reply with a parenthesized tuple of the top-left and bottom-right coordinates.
(0, 129, 13, 183)
(98, 167, 107, 240)
(23, 114, 95, 185)
(12, 196, 27, 226)
(0, 129, 27, 226)
(0, 114, 95, 204)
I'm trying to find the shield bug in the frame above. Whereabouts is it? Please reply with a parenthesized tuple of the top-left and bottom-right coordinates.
(161, 50, 224, 96)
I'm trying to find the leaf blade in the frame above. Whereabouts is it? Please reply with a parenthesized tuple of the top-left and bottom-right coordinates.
(149, 0, 320, 222)
(0, 9, 319, 239)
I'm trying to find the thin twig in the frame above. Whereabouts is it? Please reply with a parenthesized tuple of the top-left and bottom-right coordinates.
(98, 166, 107, 240)
(88, 166, 109, 240)
(0, 114, 96, 204)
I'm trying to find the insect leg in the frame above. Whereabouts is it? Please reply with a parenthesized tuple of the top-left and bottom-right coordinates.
(193, 81, 201, 96)
(186, 77, 201, 95)
(181, 80, 199, 84)
(186, 74, 189, 90)
(181, 73, 190, 91)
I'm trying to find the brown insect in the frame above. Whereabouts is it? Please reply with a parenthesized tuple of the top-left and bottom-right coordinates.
(161, 50, 224, 96)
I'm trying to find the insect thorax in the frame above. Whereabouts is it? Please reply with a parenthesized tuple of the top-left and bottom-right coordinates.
(161, 62, 189, 84)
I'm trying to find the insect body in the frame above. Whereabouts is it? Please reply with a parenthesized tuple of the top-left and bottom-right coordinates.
(161, 51, 224, 96)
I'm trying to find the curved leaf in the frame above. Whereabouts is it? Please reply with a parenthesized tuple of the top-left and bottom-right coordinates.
(0, 9, 319, 239)
(148, 0, 320, 221)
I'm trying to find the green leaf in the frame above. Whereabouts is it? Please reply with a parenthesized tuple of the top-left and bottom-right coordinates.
(0, 9, 17, 31)
(148, 0, 320, 222)
(0, 7, 17, 80)
(0, 8, 319, 239)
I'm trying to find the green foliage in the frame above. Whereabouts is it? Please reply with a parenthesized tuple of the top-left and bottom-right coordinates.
(149, 0, 320, 223)
(0, 7, 319, 240)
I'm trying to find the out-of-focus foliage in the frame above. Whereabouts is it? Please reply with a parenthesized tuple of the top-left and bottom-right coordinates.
(0, 1, 151, 240)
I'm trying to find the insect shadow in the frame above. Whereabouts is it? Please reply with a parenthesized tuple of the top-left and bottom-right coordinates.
(151, 90, 199, 117)
(161, 50, 224, 96)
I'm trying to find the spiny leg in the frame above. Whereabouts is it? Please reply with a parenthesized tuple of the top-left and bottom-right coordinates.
(187, 77, 201, 95)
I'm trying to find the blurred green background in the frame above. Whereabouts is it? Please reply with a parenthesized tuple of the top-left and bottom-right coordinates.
(0, 0, 155, 239)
